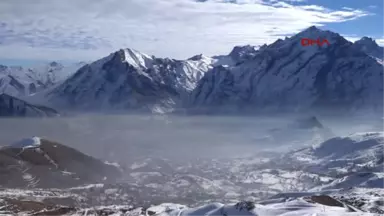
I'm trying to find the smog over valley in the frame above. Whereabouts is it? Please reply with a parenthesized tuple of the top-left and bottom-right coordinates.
(0, 0, 383, 215)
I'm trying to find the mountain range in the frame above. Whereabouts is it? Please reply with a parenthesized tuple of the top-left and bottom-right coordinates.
(190, 27, 383, 114)
(0, 61, 85, 97)
(1, 26, 383, 116)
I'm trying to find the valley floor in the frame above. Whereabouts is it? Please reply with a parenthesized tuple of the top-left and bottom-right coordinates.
(0, 117, 382, 215)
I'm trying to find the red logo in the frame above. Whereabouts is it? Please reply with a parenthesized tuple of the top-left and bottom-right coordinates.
(301, 38, 330, 47)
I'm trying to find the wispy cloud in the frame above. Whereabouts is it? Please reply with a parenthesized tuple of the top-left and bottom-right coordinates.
(0, 0, 373, 61)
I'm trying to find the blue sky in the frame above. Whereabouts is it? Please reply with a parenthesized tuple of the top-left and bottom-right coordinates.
(0, 0, 382, 66)
(299, 0, 383, 38)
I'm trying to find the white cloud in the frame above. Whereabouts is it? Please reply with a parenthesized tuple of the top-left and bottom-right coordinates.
(344, 36, 362, 43)
(0, 0, 372, 62)
(342, 7, 354, 11)
(377, 39, 384, 46)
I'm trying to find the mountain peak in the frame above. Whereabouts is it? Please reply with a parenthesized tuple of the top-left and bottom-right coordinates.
(296, 25, 336, 38)
(115, 48, 154, 68)
(188, 54, 212, 62)
(355, 36, 379, 47)
(229, 45, 257, 61)
(299, 26, 324, 35)
(188, 54, 204, 61)
(353, 36, 383, 59)
(49, 61, 60, 67)
(306, 25, 320, 31)
(229, 45, 255, 55)
(360, 36, 375, 41)
(292, 25, 347, 46)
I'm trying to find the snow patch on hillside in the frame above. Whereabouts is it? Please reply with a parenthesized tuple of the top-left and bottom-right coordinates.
(9, 136, 41, 149)
(145, 199, 375, 216)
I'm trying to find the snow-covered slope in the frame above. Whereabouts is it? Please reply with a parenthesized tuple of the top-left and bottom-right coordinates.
(0, 93, 59, 117)
(143, 199, 374, 216)
(287, 132, 383, 175)
(189, 26, 383, 114)
(0, 65, 37, 96)
(281, 132, 384, 193)
(0, 62, 85, 97)
(210, 45, 261, 67)
(1, 192, 378, 215)
(46, 49, 212, 113)
(25, 61, 86, 88)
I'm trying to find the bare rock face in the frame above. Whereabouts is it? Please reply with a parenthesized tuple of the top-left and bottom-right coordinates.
(0, 138, 122, 189)
(307, 195, 344, 207)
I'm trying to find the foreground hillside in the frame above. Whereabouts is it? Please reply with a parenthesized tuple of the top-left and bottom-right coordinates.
(1, 193, 380, 216)
(0, 131, 382, 215)
(0, 137, 122, 188)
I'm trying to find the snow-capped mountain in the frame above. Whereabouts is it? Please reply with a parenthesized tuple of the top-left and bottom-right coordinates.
(0, 65, 36, 96)
(46, 49, 213, 113)
(0, 93, 59, 117)
(35, 26, 384, 115)
(189, 26, 383, 114)
(0, 61, 85, 97)
(352, 37, 384, 61)
(25, 61, 86, 88)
